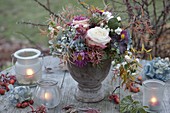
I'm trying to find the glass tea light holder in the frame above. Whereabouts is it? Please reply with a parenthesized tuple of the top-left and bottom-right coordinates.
(143, 79, 165, 112)
(34, 78, 61, 108)
(13, 48, 42, 85)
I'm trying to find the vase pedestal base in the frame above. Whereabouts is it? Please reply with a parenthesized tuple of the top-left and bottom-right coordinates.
(75, 84, 104, 103)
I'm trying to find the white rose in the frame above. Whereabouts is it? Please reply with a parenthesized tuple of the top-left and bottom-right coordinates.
(85, 27, 111, 49)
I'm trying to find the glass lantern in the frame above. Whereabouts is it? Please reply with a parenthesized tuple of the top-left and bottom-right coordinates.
(143, 79, 165, 112)
(14, 48, 42, 85)
(34, 78, 61, 108)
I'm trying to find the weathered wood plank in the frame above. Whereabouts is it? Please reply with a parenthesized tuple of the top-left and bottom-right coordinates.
(0, 56, 169, 113)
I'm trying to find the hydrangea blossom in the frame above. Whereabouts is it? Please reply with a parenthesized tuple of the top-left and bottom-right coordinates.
(144, 57, 170, 81)
(8, 86, 32, 105)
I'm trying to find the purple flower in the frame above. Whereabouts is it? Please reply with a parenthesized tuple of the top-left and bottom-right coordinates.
(73, 51, 88, 67)
(120, 30, 129, 43)
(74, 16, 87, 21)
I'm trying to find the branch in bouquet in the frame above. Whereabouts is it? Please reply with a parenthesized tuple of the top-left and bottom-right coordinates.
(77, 0, 89, 9)
(34, 0, 66, 23)
(17, 21, 48, 27)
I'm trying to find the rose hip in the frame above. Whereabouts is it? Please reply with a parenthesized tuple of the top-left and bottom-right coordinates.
(0, 88, 5, 95)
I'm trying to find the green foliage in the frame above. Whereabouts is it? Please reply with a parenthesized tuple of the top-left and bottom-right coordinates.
(120, 95, 147, 113)
(108, 18, 120, 30)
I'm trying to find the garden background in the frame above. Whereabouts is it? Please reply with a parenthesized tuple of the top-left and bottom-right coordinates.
(0, 0, 169, 71)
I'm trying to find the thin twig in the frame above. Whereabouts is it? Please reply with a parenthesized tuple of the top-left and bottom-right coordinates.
(112, 86, 120, 94)
(60, 70, 67, 89)
(16, 31, 41, 50)
(46, 0, 50, 10)
(34, 0, 57, 16)
(77, 0, 89, 9)
(34, 0, 66, 23)
(17, 21, 48, 27)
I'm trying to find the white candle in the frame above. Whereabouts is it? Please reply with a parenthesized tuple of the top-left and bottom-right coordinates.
(26, 69, 34, 78)
(149, 96, 161, 111)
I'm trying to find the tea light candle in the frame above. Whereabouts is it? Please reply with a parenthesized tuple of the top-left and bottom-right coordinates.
(44, 92, 52, 101)
(14, 48, 42, 85)
(149, 96, 161, 111)
(26, 69, 34, 78)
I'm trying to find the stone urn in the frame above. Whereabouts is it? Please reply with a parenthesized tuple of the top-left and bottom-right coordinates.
(67, 59, 111, 102)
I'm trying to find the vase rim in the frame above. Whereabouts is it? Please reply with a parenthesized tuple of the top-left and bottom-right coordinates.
(142, 79, 165, 89)
(14, 48, 41, 60)
(37, 78, 58, 87)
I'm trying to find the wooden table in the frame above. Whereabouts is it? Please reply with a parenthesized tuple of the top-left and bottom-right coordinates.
(0, 56, 169, 113)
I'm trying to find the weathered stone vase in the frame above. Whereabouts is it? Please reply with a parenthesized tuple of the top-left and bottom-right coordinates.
(67, 59, 111, 102)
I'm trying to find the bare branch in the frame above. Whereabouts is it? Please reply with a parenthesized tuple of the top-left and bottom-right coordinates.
(46, 0, 50, 10)
(77, 0, 89, 9)
(34, 0, 66, 23)
(16, 32, 41, 50)
(17, 21, 48, 27)
(152, 0, 157, 25)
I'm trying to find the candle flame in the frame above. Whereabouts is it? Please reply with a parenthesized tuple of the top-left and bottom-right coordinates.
(45, 92, 52, 100)
(151, 97, 157, 103)
(26, 69, 34, 76)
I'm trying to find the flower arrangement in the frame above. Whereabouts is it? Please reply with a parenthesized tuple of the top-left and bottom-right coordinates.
(48, 7, 132, 68)
(144, 57, 170, 81)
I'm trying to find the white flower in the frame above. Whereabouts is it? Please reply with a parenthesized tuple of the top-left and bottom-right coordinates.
(131, 73, 136, 76)
(122, 62, 127, 66)
(116, 64, 121, 69)
(115, 27, 122, 35)
(85, 27, 111, 49)
(102, 11, 114, 21)
(61, 36, 67, 40)
(56, 26, 62, 30)
(117, 16, 121, 21)
(100, 23, 104, 27)
(127, 51, 132, 56)
(136, 58, 140, 63)
(112, 61, 115, 65)
(48, 26, 54, 31)
(165, 57, 169, 62)
(125, 55, 133, 62)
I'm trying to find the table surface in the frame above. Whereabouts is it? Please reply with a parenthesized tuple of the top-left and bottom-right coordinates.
(0, 56, 169, 113)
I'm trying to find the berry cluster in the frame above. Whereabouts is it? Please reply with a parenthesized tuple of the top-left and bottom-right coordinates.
(108, 94, 120, 104)
(0, 73, 16, 95)
(16, 100, 34, 108)
(129, 76, 143, 93)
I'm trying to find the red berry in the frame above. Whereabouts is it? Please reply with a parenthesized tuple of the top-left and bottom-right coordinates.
(0, 89, 5, 95)
(137, 76, 142, 81)
(108, 94, 119, 101)
(114, 97, 120, 104)
(29, 100, 34, 105)
(21, 103, 27, 108)
(23, 102, 29, 107)
(9, 79, 15, 85)
(16, 103, 21, 108)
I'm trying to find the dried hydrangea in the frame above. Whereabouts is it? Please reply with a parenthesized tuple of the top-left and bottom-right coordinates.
(8, 86, 32, 105)
(144, 57, 170, 81)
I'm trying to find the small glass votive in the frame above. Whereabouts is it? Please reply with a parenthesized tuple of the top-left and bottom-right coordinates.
(14, 48, 42, 85)
(143, 79, 165, 112)
(34, 78, 61, 108)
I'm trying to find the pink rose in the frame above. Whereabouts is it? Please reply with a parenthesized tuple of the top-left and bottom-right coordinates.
(72, 19, 89, 28)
